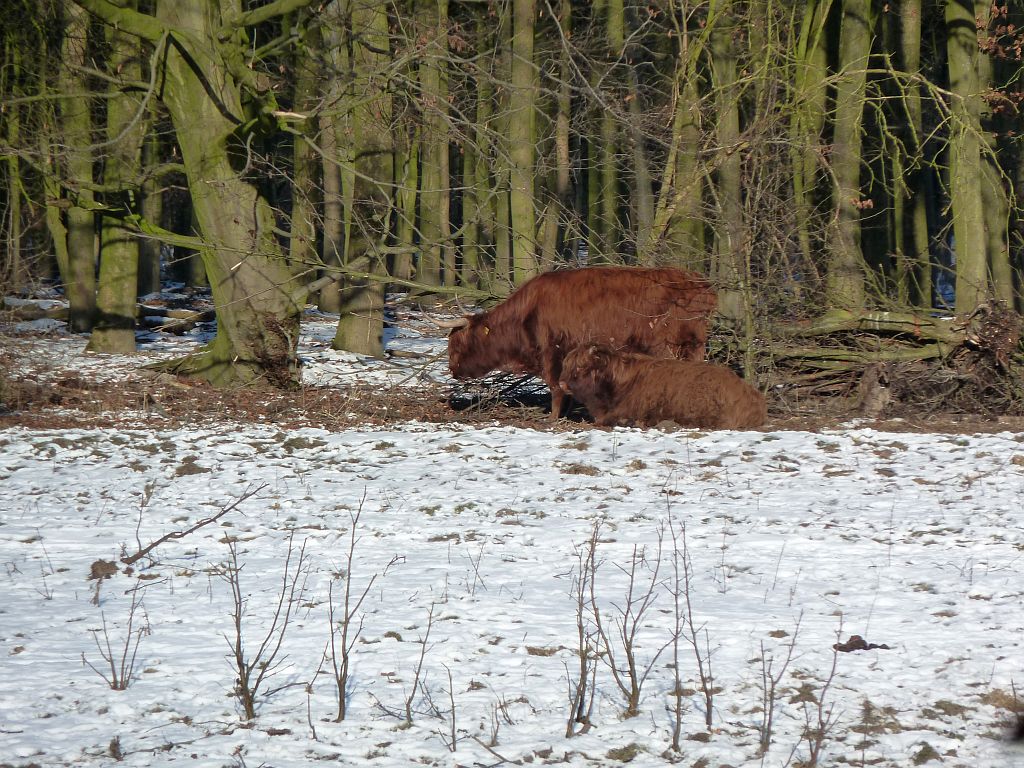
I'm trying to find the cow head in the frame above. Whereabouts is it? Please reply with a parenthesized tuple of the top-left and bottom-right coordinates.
(445, 314, 497, 379)
(559, 344, 612, 395)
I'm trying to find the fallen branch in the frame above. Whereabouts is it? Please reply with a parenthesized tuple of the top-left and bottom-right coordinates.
(775, 310, 961, 343)
(121, 483, 266, 565)
(772, 343, 949, 370)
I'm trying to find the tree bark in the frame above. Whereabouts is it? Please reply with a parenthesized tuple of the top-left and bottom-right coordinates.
(289, 15, 320, 286)
(393, 123, 418, 284)
(3, 42, 26, 292)
(460, 10, 496, 289)
(650, 4, 706, 272)
(595, 0, 621, 262)
(319, 4, 346, 313)
(973, 0, 1012, 307)
(626, 67, 654, 263)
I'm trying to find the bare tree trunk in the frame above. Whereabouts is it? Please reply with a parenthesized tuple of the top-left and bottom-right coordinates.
(509, 0, 538, 283)
(2, 43, 26, 292)
(137, 121, 163, 296)
(459, 17, 487, 289)
(898, 0, 932, 306)
(650, 3, 706, 272)
(320, 7, 345, 313)
(974, 0, 1012, 306)
(825, 0, 872, 314)
(789, 0, 829, 296)
(492, 3, 512, 288)
(417, 0, 449, 288)
(596, 0, 621, 262)
(60, 0, 97, 332)
(710, 0, 747, 325)
(945, 0, 987, 313)
(626, 49, 654, 263)
(553, 0, 573, 263)
(393, 123, 418, 283)
(289, 16, 320, 286)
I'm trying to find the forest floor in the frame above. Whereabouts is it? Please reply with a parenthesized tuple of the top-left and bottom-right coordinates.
(2, 313, 1023, 436)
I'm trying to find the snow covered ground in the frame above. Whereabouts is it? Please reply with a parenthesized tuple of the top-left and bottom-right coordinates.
(1, 305, 1023, 767)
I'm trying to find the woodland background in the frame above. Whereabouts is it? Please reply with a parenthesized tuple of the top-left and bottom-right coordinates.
(1, 0, 1022, 408)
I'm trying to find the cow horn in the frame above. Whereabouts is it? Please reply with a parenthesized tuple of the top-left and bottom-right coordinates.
(430, 316, 471, 329)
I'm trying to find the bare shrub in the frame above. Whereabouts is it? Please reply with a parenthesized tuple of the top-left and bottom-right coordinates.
(674, 518, 716, 730)
(217, 532, 310, 721)
(565, 523, 600, 737)
(590, 530, 670, 719)
(82, 587, 149, 690)
(322, 499, 397, 721)
(757, 617, 800, 756)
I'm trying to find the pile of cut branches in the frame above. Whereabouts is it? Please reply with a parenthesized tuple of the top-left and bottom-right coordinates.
(746, 302, 1024, 417)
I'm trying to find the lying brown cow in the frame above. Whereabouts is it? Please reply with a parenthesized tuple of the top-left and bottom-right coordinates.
(559, 344, 766, 429)
(440, 266, 716, 418)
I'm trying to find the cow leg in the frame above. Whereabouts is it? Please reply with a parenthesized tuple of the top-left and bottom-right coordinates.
(549, 386, 565, 420)
(543, 351, 566, 419)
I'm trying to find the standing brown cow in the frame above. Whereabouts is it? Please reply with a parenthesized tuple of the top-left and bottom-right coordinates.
(440, 266, 716, 418)
(559, 344, 766, 429)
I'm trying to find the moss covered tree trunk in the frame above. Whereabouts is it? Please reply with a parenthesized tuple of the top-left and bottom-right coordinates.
(538, 0, 572, 270)
(88, 3, 146, 354)
(319, 3, 346, 313)
(492, 6, 512, 287)
(332, 0, 391, 356)
(75, 0, 314, 386)
(289, 16, 320, 287)
(650, 12, 706, 272)
(2, 42, 26, 292)
(973, 0, 1012, 306)
(460, 10, 495, 288)
(393, 124, 418, 283)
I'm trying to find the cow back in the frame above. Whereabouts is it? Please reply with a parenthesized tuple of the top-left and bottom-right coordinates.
(563, 344, 765, 430)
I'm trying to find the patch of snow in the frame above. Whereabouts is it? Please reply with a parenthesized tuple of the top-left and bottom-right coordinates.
(1, 307, 1023, 768)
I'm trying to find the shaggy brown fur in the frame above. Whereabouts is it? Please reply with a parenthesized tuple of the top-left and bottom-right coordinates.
(447, 266, 716, 418)
(559, 344, 766, 430)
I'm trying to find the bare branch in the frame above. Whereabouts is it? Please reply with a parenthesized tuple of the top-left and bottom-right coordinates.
(121, 483, 266, 566)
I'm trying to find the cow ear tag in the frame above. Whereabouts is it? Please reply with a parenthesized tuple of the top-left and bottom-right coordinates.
(483, 326, 490, 335)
